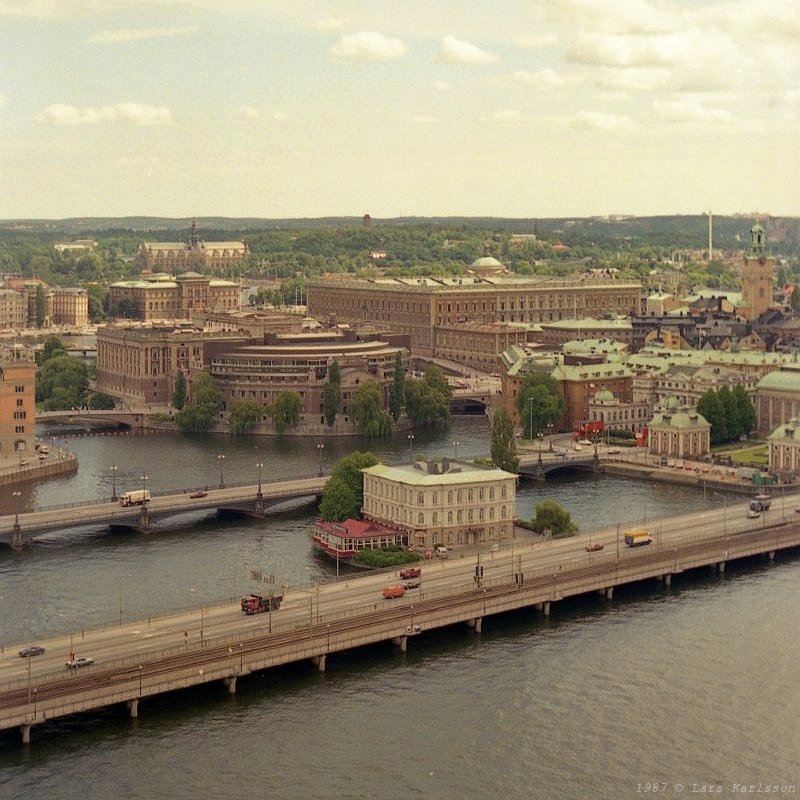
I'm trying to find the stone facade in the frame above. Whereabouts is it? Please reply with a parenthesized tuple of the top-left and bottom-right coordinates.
(647, 398, 711, 459)
(51, 288, 89, 327)
(433, 322, 528, 373)
(768, 417, 800, 479)
(587, 389, 649, 435)
(362, 460, 517, 550)
(0, 290, 26, 330)
(0, 344, 36, 461)
(756, 364, 800, 437)
(739, 221, 774, 321)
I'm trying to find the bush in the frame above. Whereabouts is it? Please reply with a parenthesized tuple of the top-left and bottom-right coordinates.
(353, 547, 421, 568)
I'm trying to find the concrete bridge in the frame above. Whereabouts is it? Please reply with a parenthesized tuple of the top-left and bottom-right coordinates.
(3, 497, 799, 744)
(36, 408, 153, 429)
(0, 475, 326, 549)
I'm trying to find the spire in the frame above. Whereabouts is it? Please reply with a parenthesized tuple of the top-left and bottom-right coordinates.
(190, 218, 200, 249)
(748, 219, 766, 259)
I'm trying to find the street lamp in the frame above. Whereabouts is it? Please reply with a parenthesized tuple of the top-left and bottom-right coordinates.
(537, 433, 544, 465)
(256, 461, 263, 499)
(110, 463, 118, 501)
(316, 443, 325, 477)
(140, 473, 148, 498)
(408, 433, 415, 463)
(527, 396, 535, 441)
(548, 424, 554, 452)
(12, 490, 21, 527)
(138, 665, 142, 696)
(452, 440, 460, 460)
(217, 453, 225, 489)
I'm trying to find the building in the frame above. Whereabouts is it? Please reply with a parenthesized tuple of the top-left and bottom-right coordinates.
(307, 270, 641, 356)
(648, 398, 711, 460)
(362, 459, 517, 551)
(433, 322, 528, 373)
(311, 518, 408, 561)
(0, 344, 36, 462)
(536, 316, 633, 349)
(137, 220, 249, 274)
(739, 221, 774, 321)
(51, 288, 89, 328)
(587, 389, 649, 436)
(755, 364, 800, 437)
(767, 417, 800, 480)
(0, 289, 26, 330)
(208, 331, 407, 429)
(108, 272, 240, 322)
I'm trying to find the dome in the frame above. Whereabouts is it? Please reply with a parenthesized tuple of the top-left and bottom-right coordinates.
(594, 389, 615, 403)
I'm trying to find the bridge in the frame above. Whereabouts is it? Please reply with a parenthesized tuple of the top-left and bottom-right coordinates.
(36, 408, 153, 429)
(0, 475, 327, 549)
(2, 496, 798, 744)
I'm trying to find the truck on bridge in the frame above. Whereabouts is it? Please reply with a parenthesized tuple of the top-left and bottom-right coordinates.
(119, 490, 151, 507)
(240, 593, 283, 614)
(624, 530, 652, 547)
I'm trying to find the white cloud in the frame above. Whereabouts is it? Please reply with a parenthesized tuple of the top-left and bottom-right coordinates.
(494, 109, 521, 121)
(412, 115, 437, 124)
(515, 33, 558, 49)
(0, 92, 7, 108)
(35, 102, 172, 126)
(652, 99, 732, 124)
(87, 27, 199, 43)
(573, 110, 634, 131)
(237, 105, 258, 120)
(436, 35, 497, 64)
(314, 18, 344, 32)
(547, 0, 675, 35)
(273, 111, 289, 122)
(330, 30, 407, 61)
(434, 80, 452, 91)
(0, 0, 56, 19)
(509, 68, 564, 90)
(593, 66, 670, 92)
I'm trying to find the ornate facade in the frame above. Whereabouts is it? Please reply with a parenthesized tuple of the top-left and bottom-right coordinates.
(0, 344, 36, 461)
(739, 221, 774, 321)
(362, 460, 517, 550)
(756, 365, 800, 437)
(647, 398, 711, 459)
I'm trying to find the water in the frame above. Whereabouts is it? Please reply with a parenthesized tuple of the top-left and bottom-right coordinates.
(1, 419, 797, 798)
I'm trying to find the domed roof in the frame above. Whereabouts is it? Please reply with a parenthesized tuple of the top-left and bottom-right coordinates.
(470, 256, 505, 268)
(594, 389, 615, 403)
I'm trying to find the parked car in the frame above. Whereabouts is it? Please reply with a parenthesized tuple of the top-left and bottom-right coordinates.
(19, 644, 46, 658)
(66, 656, 94, 669)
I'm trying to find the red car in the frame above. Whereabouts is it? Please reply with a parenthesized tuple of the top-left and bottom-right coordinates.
(399, 567, 421, 579)
(585, 542, 604, 552)
(189, 491, 208, 499)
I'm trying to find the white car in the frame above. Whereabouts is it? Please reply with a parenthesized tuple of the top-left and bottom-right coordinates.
(66, 656, 94, 669)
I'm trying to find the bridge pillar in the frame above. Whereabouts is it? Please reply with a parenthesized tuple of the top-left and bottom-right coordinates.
(768, 551, 776, 561)
(11, 523, 23, 551)
(536, 463, 545, 481)
(392, 635, 408, 653)
(543, 601, 551, 616)
(224, 676, 237, 694)
(138, 506, 150, 532)
(254, 493, 265, 517)
(20, 724, 31, 745)
(604, 587, 614, 600)
(311, 654, 326, 672)
(664, 574, 672, 587)
(127, 699, 139, 718)
(717, 561, 726, 574)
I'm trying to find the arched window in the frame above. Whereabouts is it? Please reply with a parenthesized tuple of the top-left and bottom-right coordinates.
(432, 512, 438, 524)
(479, 508, 484, 521)
(448, 511, 453, 523)
(468, 509, 474, 522)
(418, 492, 424, 505)
(501, 486, 507, 499)
(489, 487, 495, 500)
(418, 512, 424, 525)
(448, 491, 453, 503)
(468, 489, 473, 501)
(479, 487, 484, 500)
(457, 510, 462, 523)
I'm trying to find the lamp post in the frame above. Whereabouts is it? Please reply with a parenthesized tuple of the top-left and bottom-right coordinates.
(138, 665, 142, 696)
(538, 433, 543, 465)
(217, 454, 225, 489)
(140, 473, 148, 498)
(12, 490, 21, 528)
(110, 463, 118, 501)
(256, 461, 263, 500)
(408, 433, 415, 463)
(548, 424, 554, 452)
(316, 443, 325, 477)
(452, 440, 459, 460)
(527, 396, 534, 442)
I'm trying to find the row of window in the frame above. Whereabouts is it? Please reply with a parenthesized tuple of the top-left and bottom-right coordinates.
(370, 482, 508, 505)
(371, 504, 507, 526)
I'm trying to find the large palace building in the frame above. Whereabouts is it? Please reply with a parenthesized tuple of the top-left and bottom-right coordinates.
(136, 220, 249, 274)
(307, 271, 641, 355)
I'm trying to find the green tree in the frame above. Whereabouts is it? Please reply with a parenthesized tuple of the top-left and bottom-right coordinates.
(718, 386, 740, 439)
(36, 354, 89, 408)
(319, 451, 378, 521)
(791, 286, 800, 312)
(269, 390, 302, 433)
(229, 399, 264, 434)
(172, 371, 187, 410)
(405, 365, 452, 428)
(490, 408, 519, 472)
(388, 351, 405, 422)
(35, 284, 46, 327)
(515, 373, 565, 438)
(530, 500, 577, 536)
(40, 334, 66, 364)
(175, 372, 222, 432)
(696, 390, 728, 444)
(323, 360, 341, 426)
(348, 380, 392, 438)
(86, 391, 116, 410)
(733, 385, 756, 436)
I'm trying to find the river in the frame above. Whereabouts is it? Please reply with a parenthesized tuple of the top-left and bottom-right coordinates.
(1, 418, 797, 799)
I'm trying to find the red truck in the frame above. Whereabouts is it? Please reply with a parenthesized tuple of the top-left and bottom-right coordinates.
(240, 593, 283, 614)
(399, 567, 421, 579)
(382, 585, 406, 599)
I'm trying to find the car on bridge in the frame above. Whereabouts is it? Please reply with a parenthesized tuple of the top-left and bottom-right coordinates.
(189, 491, 208, 499)
(66, 656, 94, 669)
(403, 580, 421, 590)
(585, 542, 604, 552)
(19, 644, 45, 658)
(747, 509, 761, 519)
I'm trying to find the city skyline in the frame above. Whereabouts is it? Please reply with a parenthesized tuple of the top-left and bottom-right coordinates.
(1, 0, 799, 220)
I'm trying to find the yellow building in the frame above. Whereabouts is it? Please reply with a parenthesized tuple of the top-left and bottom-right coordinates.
(362, 459, 517, 550)
(0, 344, 36, 462)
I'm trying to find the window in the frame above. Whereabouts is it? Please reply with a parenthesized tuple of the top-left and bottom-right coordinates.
(418, 492, 424, 505)
(418, 513, 424, 525)
(15, 385, 25, 393)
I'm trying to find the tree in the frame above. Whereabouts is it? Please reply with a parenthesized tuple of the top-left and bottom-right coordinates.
(388, 351, 405, 422)
(319, 451, 378, 521)
(514, 374, 565, 438)
(696, 390, 728, 444)
(175, 372, 222, 432)
(323, 361, 341, 426)
(733, 385, 756, 436)
(40, 334, 66, 364)
(269, 390, 302, 433)
(530, 500, 577, 536)
(718, 386, 740, 439)
(172, 371, 186, 410)
(405, 365, 452, 428)
(36, 354, 89, 407)
(490, 408, 519, 472)
(348, 380, 392, 438)
(86, 392, 116, 410)
(229, 400, 264, 434)
(35, 284, 46, 327)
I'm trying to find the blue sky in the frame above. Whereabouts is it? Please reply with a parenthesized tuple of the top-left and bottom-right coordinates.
(1, 0, 798, 219)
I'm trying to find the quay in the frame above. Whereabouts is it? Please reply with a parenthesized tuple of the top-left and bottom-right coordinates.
(2, 497, 799, 745)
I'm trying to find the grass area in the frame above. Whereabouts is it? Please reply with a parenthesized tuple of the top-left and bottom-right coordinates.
(713, 443, 769, 466)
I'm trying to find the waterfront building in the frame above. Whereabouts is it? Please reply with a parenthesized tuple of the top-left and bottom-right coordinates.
(587, 389, 649, 436)
(311, 518, 408, 561)
(136, 220, 249, 274)
(307, 270, 641, 355)
(755, 364, 800, 437)
(107, 272, 239, 322)
(767, 417, 800, 480)
(51, 287, 89, 328)
(0, 344, 36, 462)
(433, 321, 528, 373)
(0, 289, 26, 330)
(647, 398, 711, 460)
(739, 220, 774, 321)
(0, 278, 87, 329)
(209, 331, 406, 429)
(362, 459, 517, 550)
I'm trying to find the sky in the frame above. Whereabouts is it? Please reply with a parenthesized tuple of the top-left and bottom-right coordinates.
(1, 0, 799, 220)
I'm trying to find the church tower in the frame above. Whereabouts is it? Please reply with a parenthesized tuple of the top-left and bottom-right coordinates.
(739, 220, 773, 321)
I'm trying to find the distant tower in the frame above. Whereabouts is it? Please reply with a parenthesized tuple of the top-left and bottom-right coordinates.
(707, 210, 713, 261)
(362, 214, 372, 227)
(189, 218, 201, 251)
(740, 219, 774, 321)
